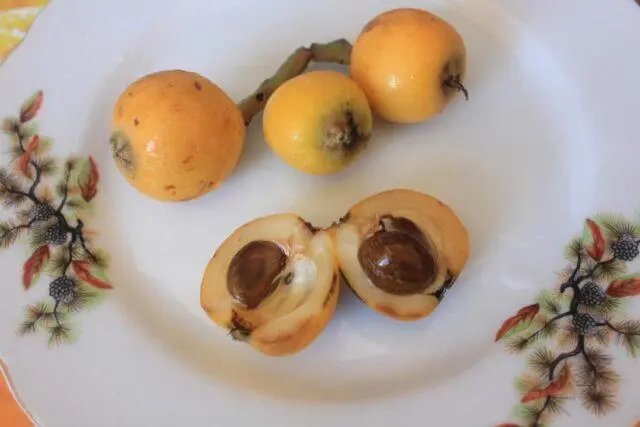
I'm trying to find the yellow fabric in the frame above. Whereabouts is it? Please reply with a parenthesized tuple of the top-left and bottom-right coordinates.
(0, 0, 48, 63)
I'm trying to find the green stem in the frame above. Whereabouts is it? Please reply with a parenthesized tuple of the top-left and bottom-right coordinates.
(237, 38, 353, 126)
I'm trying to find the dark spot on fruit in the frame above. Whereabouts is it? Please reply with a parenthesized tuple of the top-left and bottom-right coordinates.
(173, 104, 182, 113)
(434, 272, 457, 301)
(283, 272, 294, 285)
(323, 110, 370, 156)
(229, 311, 253, 341)
(128, 91, 133, 97)
(208, 181, 216, 189)
(182, 155, 194, 165)
(339, 211, 351, 223)
(255, 92, 265, 102)
(194, 81, 202, 91)
(133, 118, 139, 127)
(302, 220, 319, 233)
(164, 185, 176, 191)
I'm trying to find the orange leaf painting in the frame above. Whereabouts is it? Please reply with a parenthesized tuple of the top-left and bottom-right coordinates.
(521, 363, 571, 403)
(19, 90, 43, 123)
(21, 246, 49, 290)
(72, 261, 112, 289)
(78, 156, 99, 202)
(583, 218, 605, 261)
(607, 275, 640, 297)
(495, 303, 540, 341)
(14, 135, 39, 178)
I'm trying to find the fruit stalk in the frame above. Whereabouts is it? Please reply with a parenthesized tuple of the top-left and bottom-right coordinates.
(238, 39, 353, 125)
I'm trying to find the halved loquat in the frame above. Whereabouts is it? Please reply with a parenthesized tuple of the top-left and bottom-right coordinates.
(200, 214, 340, 356)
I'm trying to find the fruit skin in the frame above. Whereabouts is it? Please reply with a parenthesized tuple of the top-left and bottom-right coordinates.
(262, 70, 373, 175)
(350, 8, 467, 124)
(110, 69, 245, 202)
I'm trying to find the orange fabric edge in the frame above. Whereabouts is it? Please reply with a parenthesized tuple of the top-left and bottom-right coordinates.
(0, 359, 34, 427)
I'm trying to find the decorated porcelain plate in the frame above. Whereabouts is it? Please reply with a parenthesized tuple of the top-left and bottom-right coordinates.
(1, 0, 640, 426)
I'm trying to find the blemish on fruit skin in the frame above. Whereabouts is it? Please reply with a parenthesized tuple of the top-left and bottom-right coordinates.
(128, 91, 133, 97)
(164, 185, 176, 191)
(231, 310, 255, 332)
(133, 118, 139, 127)
(283, 272, 294, 285)
(182, 155, 194, 165)
(194, 81, 202, 91)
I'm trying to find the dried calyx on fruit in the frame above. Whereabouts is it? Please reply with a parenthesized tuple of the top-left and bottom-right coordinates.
(200, 214, 340, 356)
(331, 189, 469, 321)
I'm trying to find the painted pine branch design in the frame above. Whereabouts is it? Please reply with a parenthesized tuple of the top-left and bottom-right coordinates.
(0, 90, 112, 346)
(496, 215, 640, 427)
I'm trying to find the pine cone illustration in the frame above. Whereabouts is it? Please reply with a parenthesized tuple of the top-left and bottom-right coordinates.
(572, 313, 597, 335)
(29, 203, 56, 223)
(42, 222, 67, 246)
(49, 276, 76, 304)
(579, 282, 606, 306)
(611, 233, 639, 261)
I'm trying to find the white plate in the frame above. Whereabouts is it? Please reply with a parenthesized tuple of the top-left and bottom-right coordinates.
(1, 0, 640, 426)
